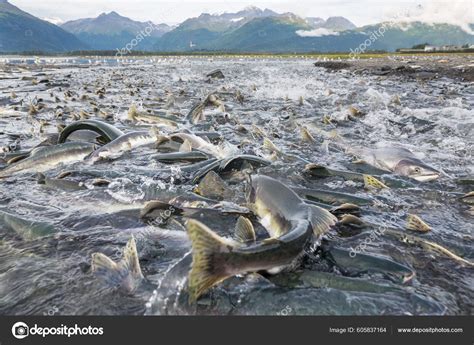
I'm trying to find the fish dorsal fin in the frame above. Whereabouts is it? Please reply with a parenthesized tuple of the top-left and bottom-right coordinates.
(29, 146, 46, 157)
(406, 214, 431, 233)
(251, 124, 266, 138)
(179, 139, 193, 153)
(155, 135, 170, 146)
(7, 147, 45, 164)
(300, 126, 316, 143)
(195, 170, 228, 198)
(36, 172, 46, 184)
(322, 115, 332, 124)
(234, 216, 256, 243)
(6, 154, 27, 165)
(338, 214, 366, 227)
(262, 137, 280, 153)
(140, 200, 182, 219)
(363, 174, 389, 189)
(127, 104, 138, 121)
(330, 203, 360, 213)
(307, 204, 337, 237)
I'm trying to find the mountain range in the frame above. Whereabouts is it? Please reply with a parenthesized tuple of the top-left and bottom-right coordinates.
(61, 11, 171, 50)
(0, 2, 472, 53)
(0, 0, 87, 52)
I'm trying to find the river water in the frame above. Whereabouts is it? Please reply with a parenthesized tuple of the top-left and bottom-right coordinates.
(0, 56, 472, 315)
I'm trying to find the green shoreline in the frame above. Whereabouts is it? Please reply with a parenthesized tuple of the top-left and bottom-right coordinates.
(1, 51, 473, 59)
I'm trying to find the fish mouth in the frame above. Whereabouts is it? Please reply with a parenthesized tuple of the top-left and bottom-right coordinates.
(410, 173, 440, 182)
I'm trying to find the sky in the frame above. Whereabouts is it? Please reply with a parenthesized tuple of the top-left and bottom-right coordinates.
(9, 0, 474, 31)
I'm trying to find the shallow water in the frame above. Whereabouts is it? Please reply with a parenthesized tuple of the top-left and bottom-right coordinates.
(0, 56, 472, 315)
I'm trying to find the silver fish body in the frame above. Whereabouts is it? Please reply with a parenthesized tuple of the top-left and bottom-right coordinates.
(0, 142, 95, 178)
(186, 175, 337, 301)
(348, 146, 440, 182)
(88, 130, 160, 162)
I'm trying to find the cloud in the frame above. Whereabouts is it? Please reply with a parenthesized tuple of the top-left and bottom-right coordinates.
(385, 0, 474, 35)
(42, 17, 64, 25)
(296, 28, 340, 37)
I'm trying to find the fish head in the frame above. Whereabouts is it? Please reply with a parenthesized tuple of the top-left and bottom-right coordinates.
(245, 175, 303, 237)
(394, 159, 440, 182)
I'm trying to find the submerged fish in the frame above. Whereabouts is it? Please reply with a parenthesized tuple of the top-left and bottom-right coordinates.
(186, 175, 337, 302)
(303, 163, 416, 189)
(128, 106, 178, 128)
(0, 142, 95, 178)
(0, 210, 57, 240)
(326, 247, 415, 283)
(37, 172, 86, 191)
(347, 146, 440, 182)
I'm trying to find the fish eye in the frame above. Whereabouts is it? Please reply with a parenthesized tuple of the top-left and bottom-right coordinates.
(413, 167, 421, 173)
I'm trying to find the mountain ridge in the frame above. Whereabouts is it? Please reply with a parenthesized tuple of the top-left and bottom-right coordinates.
(61, 11, 170, 51)
(0, 0, 88, 52)
(1, 3, 473, 53)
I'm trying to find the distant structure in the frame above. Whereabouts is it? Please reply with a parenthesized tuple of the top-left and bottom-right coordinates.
(424, 45, 463, 52)
(397, 44, 474, 53)
(189, 41, 196, 48)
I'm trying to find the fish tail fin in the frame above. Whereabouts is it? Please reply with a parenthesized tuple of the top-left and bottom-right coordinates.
(91, 237, 143, 293)
(91, 252, 123, 285)
(186, 219, 236, 303)
(308, 205, 338, 237)
(121, 237, 144, 280)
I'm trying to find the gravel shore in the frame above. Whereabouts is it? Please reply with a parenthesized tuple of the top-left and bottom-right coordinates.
(314, 54, 474, 81)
